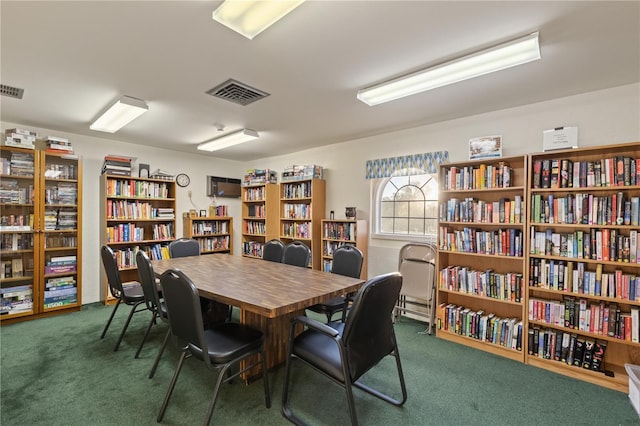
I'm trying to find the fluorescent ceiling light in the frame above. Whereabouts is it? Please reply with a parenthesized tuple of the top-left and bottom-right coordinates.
(90, 96, 148, 133)
(212, 0, 305, 40)
(197, 128, 259, 152)
(357, 32, 541, 106)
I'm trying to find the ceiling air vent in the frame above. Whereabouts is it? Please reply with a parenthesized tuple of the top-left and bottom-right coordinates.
(206, 79, 269, 106)
(1, 84, 24, 99)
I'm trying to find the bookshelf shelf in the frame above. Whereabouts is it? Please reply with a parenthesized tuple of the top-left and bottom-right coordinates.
(182, 215, 233, 255)
(101, 174, 176, 304)
(241, 183, 279, 259)
(437, 155, 528, 364)
(527, 141, 640, 393)
(321, 219, 367, 278)
(1, 147, 83, 324)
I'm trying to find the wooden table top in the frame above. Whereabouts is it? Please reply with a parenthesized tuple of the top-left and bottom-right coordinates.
(152, 255, 365, 319)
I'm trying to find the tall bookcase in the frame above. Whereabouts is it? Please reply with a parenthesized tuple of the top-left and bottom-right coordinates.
(321, 219, 368, 279)
(436, 155, 528, 363)
(1, 147, 83, 323)
(182, 214, 233, 255)
(280, 179, 326, 269)
(101, 174, 176, 304)
(527, 142, 640, 393)
(241, 183, 279, 259)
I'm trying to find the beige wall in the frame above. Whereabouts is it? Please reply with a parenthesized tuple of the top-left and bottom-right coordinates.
(3, 82, 639, 303)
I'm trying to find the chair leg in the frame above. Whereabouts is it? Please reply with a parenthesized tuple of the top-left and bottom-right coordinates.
(157, 350, 187, 422)
(149, 328, 171, 379)
(135, 311, 158, 358)
(100, 299, 121, 339)
(203, 364, 231, 425)
(113, 301, 144, 352)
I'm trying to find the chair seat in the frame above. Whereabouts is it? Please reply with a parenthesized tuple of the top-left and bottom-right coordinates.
(309, 296, 345, 313)
(189, 322, 264, 364)
(122, 281, 144, 301)
(292, 326, 345, 382)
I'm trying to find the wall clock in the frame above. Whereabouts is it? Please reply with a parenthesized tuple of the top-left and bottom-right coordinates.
(176, 173, 190, 187)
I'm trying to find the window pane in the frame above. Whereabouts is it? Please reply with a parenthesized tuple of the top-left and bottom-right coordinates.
(390, 176, 408, 188)
(394, 201, 409, 217)
(409, 218, 424, 234)
(393, 218, 408, 233)
(408, 201, 424, 217)
(425, 201, 438, 218)
(425, 219, 438, 235)
(396, 186, 418, 201)
(423, 179, 438, 199)
(380, 217, 395, 234)
(380, 201, 394, 217)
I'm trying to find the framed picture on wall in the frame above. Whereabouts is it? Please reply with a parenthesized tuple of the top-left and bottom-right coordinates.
(469, 135, 502, 160)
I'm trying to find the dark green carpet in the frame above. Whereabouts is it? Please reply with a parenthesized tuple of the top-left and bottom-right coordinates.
(1, 303, 638, 425)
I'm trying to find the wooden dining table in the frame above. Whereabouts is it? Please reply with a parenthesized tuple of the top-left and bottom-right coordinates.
(151, 254, 365, 372)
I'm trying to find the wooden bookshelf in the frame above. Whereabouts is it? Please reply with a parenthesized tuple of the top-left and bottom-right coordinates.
(321, 219, 368, 279)
(1, 147, 83, 323)
(100, 174, 176, 304)
(280, 179, 326, 269)
(182, 214, 232, 255)
(436, 155, 528, 363)
(241, 183, 279, 259)
(526, 142, 640, 393)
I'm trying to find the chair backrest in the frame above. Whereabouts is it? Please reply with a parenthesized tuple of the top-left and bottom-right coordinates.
(398, 243, 436, 300)
(283, 241, 311, 268)
(136, 250, 162, 313)
(169, 238, 200, 258)
(262, 239, 285, 263)
(101, 245, 123, 298)
(342, 272, 403, 381)
(160, 269, 208, 357)
(331, 245, 363, 278)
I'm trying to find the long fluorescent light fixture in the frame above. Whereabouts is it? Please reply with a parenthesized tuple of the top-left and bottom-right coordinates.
(357, 32, 541, 106)
(90, 96, 148, 133)
(197, 128, 259, 152)
(212, 0, 305, 40)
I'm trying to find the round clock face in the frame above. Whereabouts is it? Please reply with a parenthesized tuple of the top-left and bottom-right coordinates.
(176, 173, 190, 187)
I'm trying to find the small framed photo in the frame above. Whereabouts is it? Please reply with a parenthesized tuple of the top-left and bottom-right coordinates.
(199, 209, 207, 217)
(469, 135, 502, 160)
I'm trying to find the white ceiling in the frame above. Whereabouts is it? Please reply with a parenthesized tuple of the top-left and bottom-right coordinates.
(1, 1, 638, 162)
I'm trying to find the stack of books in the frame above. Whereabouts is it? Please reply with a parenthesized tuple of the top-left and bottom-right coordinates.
(102, 155, 132, 176)
(3, 128, 36, 149)
(44, 136, 74, 154)
(281, 165, 323, 181)
(243, 169, 278, 186)
(150, 169, 174, 181)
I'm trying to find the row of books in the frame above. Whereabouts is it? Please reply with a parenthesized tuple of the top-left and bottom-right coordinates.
(243, 186, 267, 201)
(439, 226, 524, 257)
(1, 233, 33, 251)
(209, 205, 228, 217)
(44, 162, 76, 180)
(197, 236, 230, 252)
(322, 241, 354, 257)
(190, 221, 230, 235)
(243, 169, 277, 185)
(529, 297, 639, 342)
(281, 181, 312, 198)
(102, 155, 132, 176)
(528, 328, 607, 372)
(106, 199, 175, 221)
(245, 204, 266, 218)
(0, 179, 34, 204)
(282, 203, 311, 219)
(5, 151, 34, 177)
(442, 162, 514, 190)
(242, 241, 264, 258)
(45, 234, 77, 248)
(44, 182, 77, 205)
(1, 258, 27, 278)
(529, 258, 639, 301)
(530, 228, 639, 264)
(0, 213, 33, 230)
(440, 196, 524, 224)
(282, 222, 311, 239)
(439, 267, 524, 302)
(105, 178, 170, 198)
(4, 128, 36, 149)
(532, 156, 639, 189)
(0, 284, 33, 315)
(108, 223, 175, 242)
(243, 221, 266, 235)
(281, 165, 323, 182)
(323, 222, 356, 241)
(437, 303, 523, 351)
(111, 243, 171, 269)
(530, 193, 640, 226)
(43, 208, 77, 230)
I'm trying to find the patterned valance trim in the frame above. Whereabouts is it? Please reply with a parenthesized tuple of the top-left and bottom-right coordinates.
(365, 151, 449, 179)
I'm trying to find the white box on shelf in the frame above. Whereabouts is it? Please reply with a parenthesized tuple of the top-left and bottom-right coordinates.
(625, 363, 640, 418)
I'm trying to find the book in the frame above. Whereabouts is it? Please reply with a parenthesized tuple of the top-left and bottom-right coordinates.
(581, 339, 595, 369)
(572, 337, 586, 366)
(590, 340, 607, 371)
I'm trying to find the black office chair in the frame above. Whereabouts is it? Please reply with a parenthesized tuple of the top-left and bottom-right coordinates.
(134, 250, 171, 378)
(168, 238, 200, 258)
(283, 241, 311, 268)
(100, 245, 147, 352)
(282, 272, 407, 426)
(262, 239, 285, 263)
(157, 269, 271, 425)
(307, 245, 363, 322)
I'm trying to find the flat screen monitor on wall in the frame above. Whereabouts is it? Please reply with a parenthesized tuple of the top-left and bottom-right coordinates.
(207, 176, 242, 198)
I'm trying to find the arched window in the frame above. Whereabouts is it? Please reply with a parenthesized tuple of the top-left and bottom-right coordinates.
(374, 172, 438, 240)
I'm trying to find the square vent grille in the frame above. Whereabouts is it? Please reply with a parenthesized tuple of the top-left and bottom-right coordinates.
(206, 79, 269, 106)
(1, 84, 24, 99)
